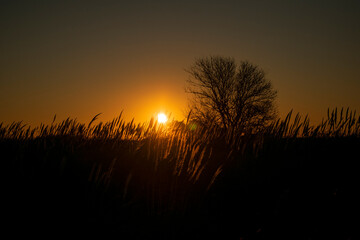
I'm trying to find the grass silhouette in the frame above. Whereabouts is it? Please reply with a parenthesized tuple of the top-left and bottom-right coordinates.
(2, 107, 359, 238)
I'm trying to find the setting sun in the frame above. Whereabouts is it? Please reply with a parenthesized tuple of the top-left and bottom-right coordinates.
(157, 113, 168, 123)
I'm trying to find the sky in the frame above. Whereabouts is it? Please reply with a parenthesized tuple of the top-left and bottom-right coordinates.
(1, 0, 359, 126)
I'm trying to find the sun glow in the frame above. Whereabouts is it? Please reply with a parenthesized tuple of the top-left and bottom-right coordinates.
(157, 113, 168, 124)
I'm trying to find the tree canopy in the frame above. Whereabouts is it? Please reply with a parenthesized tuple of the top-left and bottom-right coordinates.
(186, 56, 277, 133)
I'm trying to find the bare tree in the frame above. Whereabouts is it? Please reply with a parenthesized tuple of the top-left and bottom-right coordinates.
(186, 56, 277, 133)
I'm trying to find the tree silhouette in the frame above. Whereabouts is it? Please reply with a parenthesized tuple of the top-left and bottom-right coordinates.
(186, 56, 277, 133)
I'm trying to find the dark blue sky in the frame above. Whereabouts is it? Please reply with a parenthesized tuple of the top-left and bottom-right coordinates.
(1, 0, 359, 125)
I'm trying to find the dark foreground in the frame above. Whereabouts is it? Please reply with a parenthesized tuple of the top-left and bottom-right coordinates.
(3, 134, 358, 239)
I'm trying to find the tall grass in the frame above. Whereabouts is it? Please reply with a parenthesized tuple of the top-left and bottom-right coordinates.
(2, 107, 358, 140)
(2, 107, 359, 223)
(267, 107, 360, 138)
(1, 112, 226, 218)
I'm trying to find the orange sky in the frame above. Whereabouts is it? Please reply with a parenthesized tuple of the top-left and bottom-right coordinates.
(1, 1, 359, 126)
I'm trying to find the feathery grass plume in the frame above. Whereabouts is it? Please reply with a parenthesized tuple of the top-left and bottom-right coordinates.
(207, 165, 223, 191)
(88, 113, 102, 129)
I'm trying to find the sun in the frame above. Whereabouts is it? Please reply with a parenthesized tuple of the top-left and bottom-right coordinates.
(157, 113, 168, 124)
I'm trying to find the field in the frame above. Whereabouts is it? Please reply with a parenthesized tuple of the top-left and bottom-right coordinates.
(2, 108, 359, 239)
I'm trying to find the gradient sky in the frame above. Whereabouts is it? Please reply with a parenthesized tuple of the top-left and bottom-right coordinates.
(1, 0, 359, 126)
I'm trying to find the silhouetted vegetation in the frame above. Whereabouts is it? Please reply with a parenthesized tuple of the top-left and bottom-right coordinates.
(186, 56, 277, 134)
(2, 108, 359, 238)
